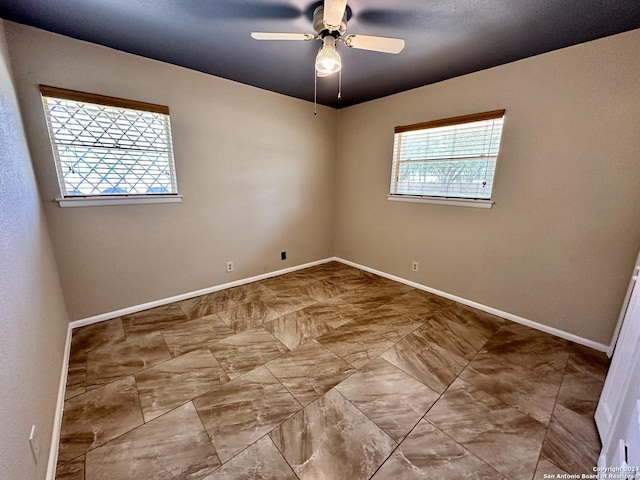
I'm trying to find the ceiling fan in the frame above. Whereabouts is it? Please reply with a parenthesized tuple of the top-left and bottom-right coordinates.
(250, 0, 405, 78)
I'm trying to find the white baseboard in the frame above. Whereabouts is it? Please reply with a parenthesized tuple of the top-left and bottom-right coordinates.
(71, 254, 610, 348)
(46, 324, 72, 480)
(50, 257, 335, 478)
(70, 257, 334, 329)
(334, 257, 609, 353)
(50, 254, 606, 479)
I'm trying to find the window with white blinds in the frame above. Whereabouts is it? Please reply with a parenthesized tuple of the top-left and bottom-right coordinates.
(390, 110, 505, 202)
(40, 86, 179, 201)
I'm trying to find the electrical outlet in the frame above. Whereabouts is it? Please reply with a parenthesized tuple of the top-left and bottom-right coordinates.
(226, 261, 233, 272)
(281, 251, 287, 261)
(29, 425, 40, 464)
(412, 261, 419, 272)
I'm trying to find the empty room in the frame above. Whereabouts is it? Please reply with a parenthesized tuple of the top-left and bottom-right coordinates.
(1, 1, 640, 479)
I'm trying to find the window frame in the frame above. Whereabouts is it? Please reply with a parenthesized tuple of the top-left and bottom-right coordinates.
(388, 109, 505, 209)
(40, 85, 182, 207)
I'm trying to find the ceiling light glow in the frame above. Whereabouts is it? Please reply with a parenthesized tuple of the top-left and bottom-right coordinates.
(315, 36, 341, 75)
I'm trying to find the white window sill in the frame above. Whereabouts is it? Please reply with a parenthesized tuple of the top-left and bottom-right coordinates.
(55, 195, 183, 208)
(387, 195, 494, 209)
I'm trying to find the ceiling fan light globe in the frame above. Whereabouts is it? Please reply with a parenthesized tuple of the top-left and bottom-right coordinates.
(315, 46, 342, 74)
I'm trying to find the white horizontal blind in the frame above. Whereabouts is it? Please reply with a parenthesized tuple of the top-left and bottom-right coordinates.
(41, 86, 178, 197)
(391, 111, 505, 200)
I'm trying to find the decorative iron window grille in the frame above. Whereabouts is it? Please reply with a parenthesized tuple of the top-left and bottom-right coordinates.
(40, 86, 178, 198)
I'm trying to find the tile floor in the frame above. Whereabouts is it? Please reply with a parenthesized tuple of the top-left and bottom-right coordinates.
(55, 261, 609, 480)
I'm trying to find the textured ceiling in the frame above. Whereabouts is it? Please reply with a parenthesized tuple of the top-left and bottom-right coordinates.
(1, 0, 639, 108)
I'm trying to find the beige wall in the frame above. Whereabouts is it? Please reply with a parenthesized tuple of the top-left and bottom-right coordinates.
(3, 17, 638, 480)
(4, 20, 640, 345)
(0, 20, 70, 480)
(5, 22, 337, 320)
(334, 29, 640, 345)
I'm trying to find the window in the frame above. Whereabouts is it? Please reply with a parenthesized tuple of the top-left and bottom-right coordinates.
(40, 85, 180, 207)
(389, 110, 505, 208)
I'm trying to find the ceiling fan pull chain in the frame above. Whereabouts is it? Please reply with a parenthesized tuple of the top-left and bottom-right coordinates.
(313, 67, 318, 116)
(250, 3, 405, 108)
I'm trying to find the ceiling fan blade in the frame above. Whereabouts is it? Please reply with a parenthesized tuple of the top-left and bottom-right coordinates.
(251, 32, 315, 41)
(356, 9, 419, 28)
(343, 34, 405, 54)
(181, 1, 302, 20)
(323, 0, 348, 30)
